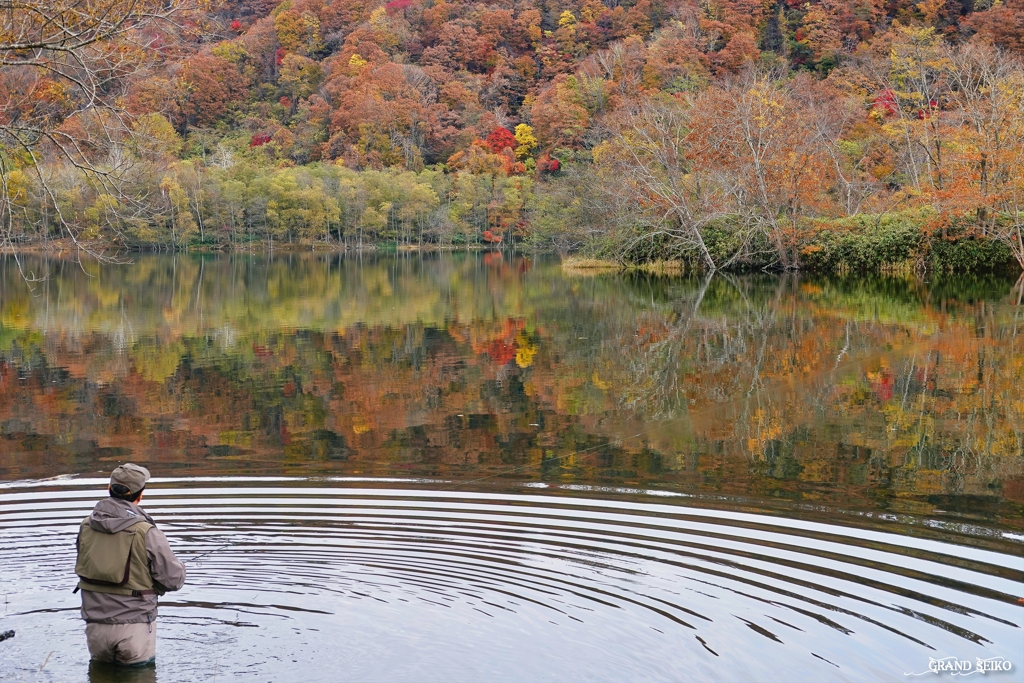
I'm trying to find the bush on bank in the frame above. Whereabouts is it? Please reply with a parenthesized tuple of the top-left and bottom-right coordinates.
(552, 211, 1018, 275)
(801, 212, 1017, 274)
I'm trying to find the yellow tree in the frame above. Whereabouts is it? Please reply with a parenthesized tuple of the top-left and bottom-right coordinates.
(513, 124, 538, 161)
(875, 25, 952, 194)
(274, 9, 324, 57)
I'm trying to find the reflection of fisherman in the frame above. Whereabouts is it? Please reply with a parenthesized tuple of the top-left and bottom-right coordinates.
(75, 464, 186, 666)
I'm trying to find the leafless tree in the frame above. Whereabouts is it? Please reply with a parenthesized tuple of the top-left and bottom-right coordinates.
(0, 0, 196, 256)
(695, 69, 844, 270)
(593, 97, 735, 271)
(946, 42, 1024, 268)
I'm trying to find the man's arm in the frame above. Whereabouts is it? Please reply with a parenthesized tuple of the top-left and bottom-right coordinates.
(146, 527, 186, 591)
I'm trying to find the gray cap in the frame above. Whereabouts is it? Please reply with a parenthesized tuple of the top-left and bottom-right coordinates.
(110, 463, 151, 495)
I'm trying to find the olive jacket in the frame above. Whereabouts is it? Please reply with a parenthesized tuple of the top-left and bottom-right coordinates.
(76, 498, 186, 624)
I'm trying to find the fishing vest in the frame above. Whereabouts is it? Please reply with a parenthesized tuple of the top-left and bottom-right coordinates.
(75, 519, 159, 596)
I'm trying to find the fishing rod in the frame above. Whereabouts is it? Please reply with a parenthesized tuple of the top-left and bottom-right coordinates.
(185, 543, 233, 566)
(159, 523, 235, 566)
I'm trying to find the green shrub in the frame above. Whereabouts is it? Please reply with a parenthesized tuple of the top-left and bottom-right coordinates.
(801, 213, 926, 272)
(929, 232, 1014, 273)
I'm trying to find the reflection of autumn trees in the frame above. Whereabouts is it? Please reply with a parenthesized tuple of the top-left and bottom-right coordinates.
(0, 254, 1021, 525)
(558, 273, 1023, 518)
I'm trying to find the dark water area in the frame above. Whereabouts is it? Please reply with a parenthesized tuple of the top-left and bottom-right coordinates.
(0, 252, 1022, 682)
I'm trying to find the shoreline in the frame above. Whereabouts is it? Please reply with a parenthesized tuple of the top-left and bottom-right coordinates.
(561, 257, 687, 275)
(559, 256, 1023, 278)
(0, 240, 498, 256)
(2, 241, 1021, 277)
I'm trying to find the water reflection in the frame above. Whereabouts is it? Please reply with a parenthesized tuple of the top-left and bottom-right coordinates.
(0, 253, 1022, 681)
(88, 661, 157, 683)
(1, 253, 1021, 527)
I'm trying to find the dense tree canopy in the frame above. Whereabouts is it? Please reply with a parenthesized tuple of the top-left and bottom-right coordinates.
(2, 0, 1023, 270)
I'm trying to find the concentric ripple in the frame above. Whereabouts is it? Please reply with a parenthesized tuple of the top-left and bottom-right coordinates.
(1, 477, 1021, 682)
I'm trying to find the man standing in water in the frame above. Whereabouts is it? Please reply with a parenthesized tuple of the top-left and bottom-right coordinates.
(75, 464, 186, 666)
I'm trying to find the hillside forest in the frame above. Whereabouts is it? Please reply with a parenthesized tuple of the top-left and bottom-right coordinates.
(2, 0, 1024, 271)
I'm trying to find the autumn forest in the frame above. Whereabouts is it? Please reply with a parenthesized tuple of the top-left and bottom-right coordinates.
(2, 0, 1024, 272)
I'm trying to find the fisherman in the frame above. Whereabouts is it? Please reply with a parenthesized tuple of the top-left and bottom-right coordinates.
(74, 463, 185, 666)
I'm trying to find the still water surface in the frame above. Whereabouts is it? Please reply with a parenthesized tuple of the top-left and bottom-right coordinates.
(0, 253, 1021, 681)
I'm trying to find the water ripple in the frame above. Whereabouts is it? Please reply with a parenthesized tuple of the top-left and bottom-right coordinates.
(0, 478, 1020, 682)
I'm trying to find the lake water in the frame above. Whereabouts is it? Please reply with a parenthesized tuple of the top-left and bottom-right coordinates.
(0, 252, 1021, 682)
